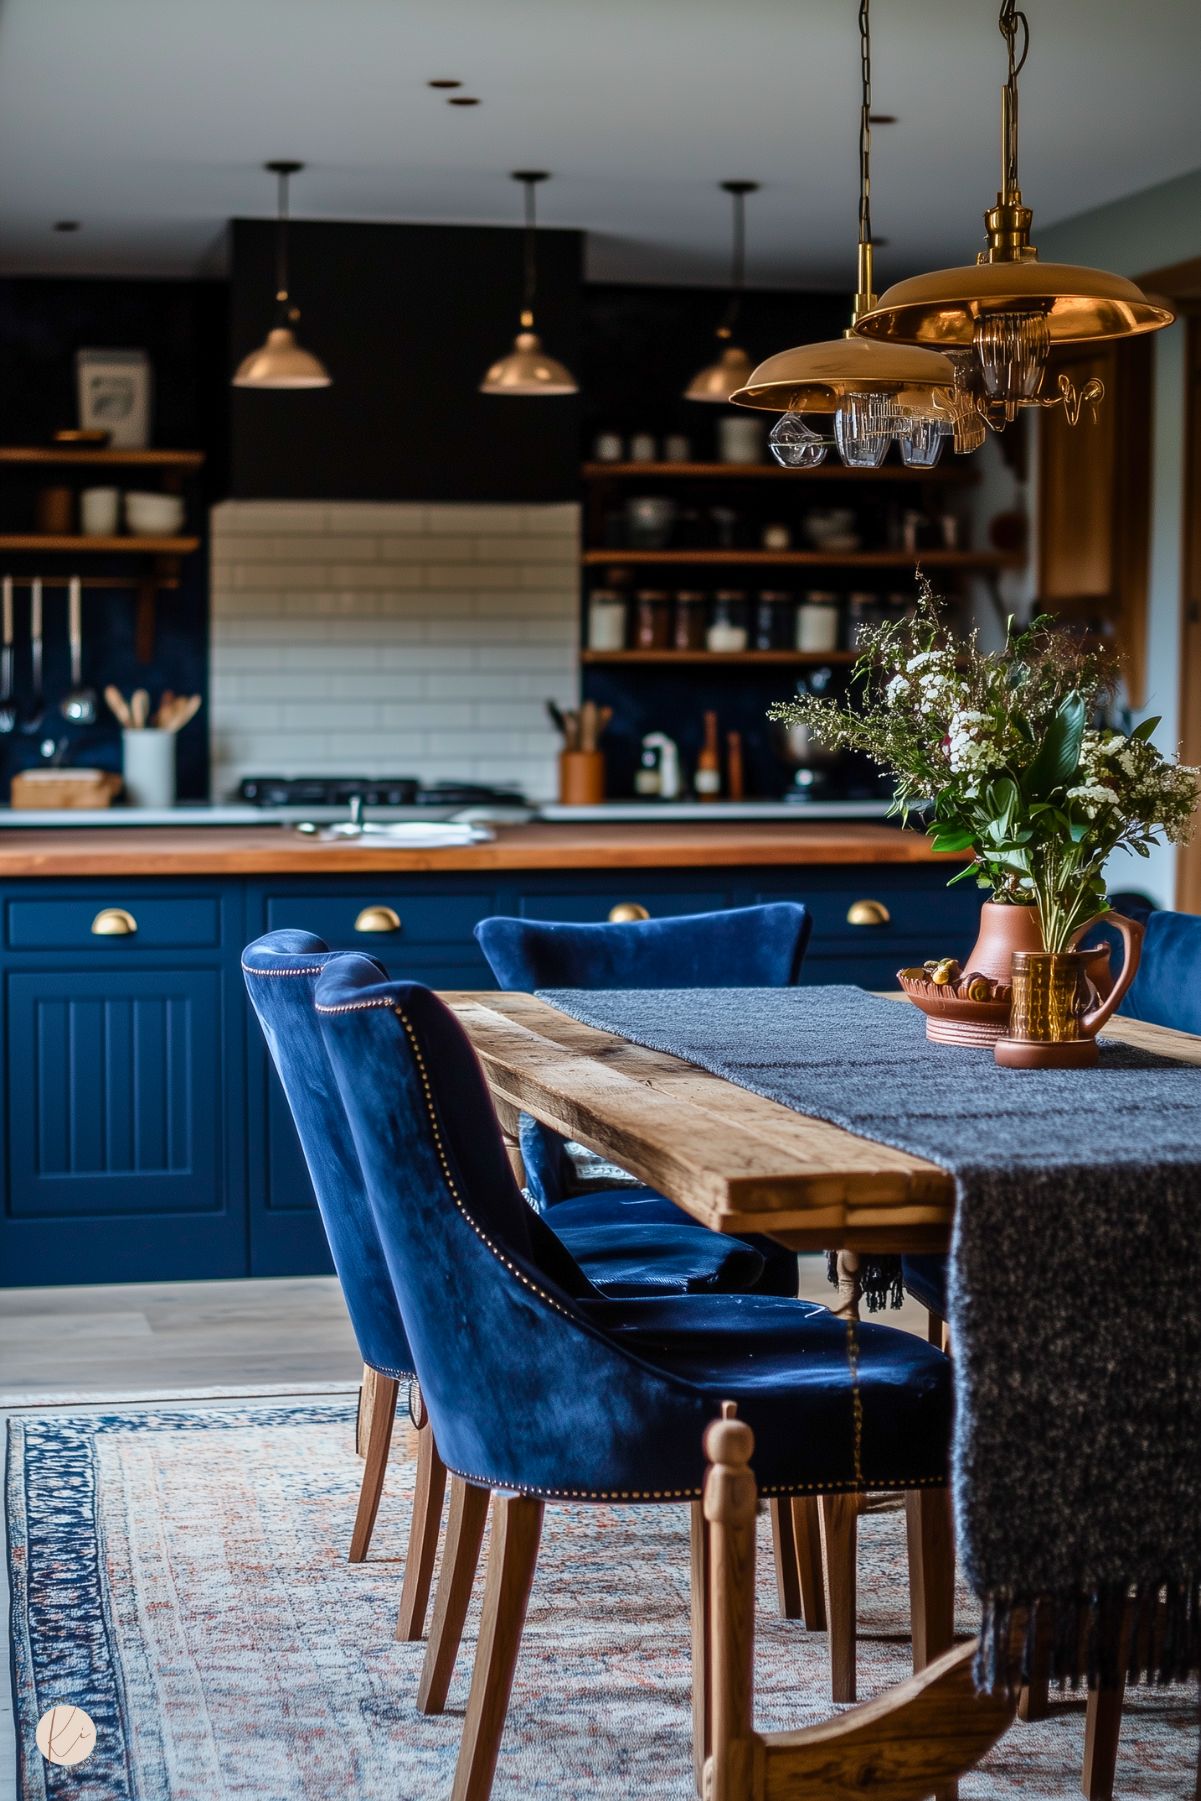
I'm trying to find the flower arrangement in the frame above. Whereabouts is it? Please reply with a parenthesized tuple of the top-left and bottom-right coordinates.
(768, 574, 1200, 952)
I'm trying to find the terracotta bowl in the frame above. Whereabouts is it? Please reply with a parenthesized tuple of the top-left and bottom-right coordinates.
(896, 965, 1012, 1047)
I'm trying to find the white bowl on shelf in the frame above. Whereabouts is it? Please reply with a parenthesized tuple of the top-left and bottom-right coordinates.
(124, 491, 185, 535)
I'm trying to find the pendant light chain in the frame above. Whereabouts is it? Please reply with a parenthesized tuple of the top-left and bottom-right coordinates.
(858, 0, 872, 253)
(521, 175, 538, 329)
(999, 0, 1030, 200)
(275, 166, 291, 309)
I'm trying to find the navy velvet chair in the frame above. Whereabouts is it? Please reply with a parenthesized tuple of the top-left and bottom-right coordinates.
(244, 931, 770, 1602)
(315, 956, 955, 1801)
(475, 902, 811, 1297)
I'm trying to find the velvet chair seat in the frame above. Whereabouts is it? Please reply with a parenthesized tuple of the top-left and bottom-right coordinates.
(476, 903, 813, 1296)
(555, 1221, 763, 1295)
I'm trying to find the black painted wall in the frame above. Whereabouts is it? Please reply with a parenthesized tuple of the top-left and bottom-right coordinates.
(0, 277, 227, 798)
(230, 218, 583, 501)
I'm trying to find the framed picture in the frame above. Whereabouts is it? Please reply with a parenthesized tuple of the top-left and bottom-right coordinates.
(75, 348, 153, 448)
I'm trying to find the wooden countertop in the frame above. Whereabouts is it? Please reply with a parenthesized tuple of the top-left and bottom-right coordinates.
(0, 821, 959, 878)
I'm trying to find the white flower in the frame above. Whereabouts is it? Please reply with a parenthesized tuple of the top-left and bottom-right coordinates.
(885, 675, 910, 705)
(1067, 780, 1120, 819)
(905, 649, 942, 673)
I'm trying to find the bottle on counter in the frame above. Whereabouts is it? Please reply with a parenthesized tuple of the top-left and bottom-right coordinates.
(635, 739, 661, 797)
(643, 731, 681, 800)
(726, 729, 745, 801)
(707, 590, 748, 653)
(795, 591, 840, 653)
(587, 588, 627, 651)
(694, 710, 722, 800)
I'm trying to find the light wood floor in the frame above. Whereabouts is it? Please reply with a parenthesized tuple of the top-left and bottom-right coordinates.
(0, 1259, 928, 1400)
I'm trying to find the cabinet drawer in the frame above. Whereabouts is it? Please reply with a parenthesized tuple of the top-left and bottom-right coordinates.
(6, 894, 221, 951)
(264, 888, 499, 951)
(756, 882, 978, 954)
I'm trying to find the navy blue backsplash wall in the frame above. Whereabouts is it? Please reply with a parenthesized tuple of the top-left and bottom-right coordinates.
(0, 277, 228, 799)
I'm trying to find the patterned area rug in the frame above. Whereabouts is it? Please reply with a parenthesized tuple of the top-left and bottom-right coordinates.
(7, 1399, 1198, 1800)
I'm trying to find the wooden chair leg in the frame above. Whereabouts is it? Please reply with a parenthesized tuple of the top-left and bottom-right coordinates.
(355, 1362, 379, 1458)
(395, 1410, 448, 1641)
(704, 1406, 758, 1801)
(348, 1372, 398, 1562)
(450, 1493, 544, 1801)
(791, 1495, 828, 1631)
(1082, 1683, 1127, 1801)
(691, 1499, 713, 1796)
(819, 1491, 860, 1703)
(905, 1487, 955, 1672)
(770, 1497, 802, 1619)
(418, 1478, 491, 1715)
(1017, 1612, 1052, 1722)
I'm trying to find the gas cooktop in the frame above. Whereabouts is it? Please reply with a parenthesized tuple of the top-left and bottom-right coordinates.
(236, 777, 527, 810)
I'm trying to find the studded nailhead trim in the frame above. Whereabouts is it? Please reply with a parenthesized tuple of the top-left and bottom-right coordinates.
(241, 962, 326, 978)
(315, 990, 951, 1504)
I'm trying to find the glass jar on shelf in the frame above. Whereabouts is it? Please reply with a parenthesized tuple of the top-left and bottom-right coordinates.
(672, 591, 707, 652)
(587, 589, 627, 652)
(707, 590, 749, 654)
(795, 591, 840, 654)
(753, 590, 792, 651)
(634, 589, 672, 650)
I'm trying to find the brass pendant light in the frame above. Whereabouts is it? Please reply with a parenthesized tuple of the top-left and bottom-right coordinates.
(480, 173, 578, 396)
(684, 182, 759, 403)
(854, 0, 1174, 429)
(730, 1, 961, 467)
(233, 162, 331, 390)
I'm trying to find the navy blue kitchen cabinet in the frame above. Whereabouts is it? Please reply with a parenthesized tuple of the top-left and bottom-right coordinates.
(0, 860, 979, 1286)
(1, 882, 247, 1287)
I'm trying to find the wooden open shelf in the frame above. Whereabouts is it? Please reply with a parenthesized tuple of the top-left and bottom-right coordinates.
(582, 548, 1022, 570)
(0, 447, 205, 471)
(582, 460, 977, 483)
(0, 533, 200, 555)
(581, 649, 859, 667)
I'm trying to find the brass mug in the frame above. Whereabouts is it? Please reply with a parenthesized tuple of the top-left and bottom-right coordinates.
(996, 912, 1143, 1068)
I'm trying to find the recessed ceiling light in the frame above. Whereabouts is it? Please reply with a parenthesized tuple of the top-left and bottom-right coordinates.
(53, 220, 80, 232)
(449, 96, 480, 106)
(868, 112, 897, 124)
(427, 79, 462, 89)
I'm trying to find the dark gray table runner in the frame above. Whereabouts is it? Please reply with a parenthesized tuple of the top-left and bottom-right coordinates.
(538, 983, 1201, 1686)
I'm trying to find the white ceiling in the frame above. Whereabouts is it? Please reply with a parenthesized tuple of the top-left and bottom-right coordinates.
(0, 0, 1197, 289)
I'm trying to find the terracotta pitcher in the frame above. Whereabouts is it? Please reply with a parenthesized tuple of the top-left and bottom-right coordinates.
(994, 912, 1144, 1069)
(966, 900, 1115, 997)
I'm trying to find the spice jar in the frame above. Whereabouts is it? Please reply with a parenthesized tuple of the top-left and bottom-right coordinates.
(587, 589, 627, 652)
(707, 590, 748, 654)
(753, 590, 792, 651)
(795, 591, 840, 653)
(634, 590, 672, 650)
(672, 591, 707, 652)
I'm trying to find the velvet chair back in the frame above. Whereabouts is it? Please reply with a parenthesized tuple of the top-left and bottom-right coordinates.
(1121, 907, 1201, 1036)
(315, 956, 718, 1495)
(475, 901, 812, 992)
(242, 930, 415, 1380)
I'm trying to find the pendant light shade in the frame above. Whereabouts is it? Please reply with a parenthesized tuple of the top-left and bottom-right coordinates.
(854, 1, 1173, 427)
(684, 182, 758, 403)
(233, 162, 331, 390)
(731, 1, 959, 467)
(480, 173, 578, 396)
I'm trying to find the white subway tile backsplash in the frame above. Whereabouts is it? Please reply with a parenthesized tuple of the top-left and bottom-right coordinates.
(210, 499, 580, 799)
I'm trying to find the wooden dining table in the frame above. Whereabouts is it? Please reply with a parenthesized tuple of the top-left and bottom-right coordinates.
(446, 989, 1201, 1801)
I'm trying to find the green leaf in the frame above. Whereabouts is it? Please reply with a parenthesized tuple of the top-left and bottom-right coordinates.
(1132, 716, 1160, 742)
(1021, 692, 1086, 800)
(930, 828, 977, 852)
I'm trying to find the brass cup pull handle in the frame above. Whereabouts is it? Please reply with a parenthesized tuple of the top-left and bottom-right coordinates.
(91, 907, 138, 937)
(354, 905, 402, 935)
(608, 902, 650, 923)
(846, 898, 891, 927)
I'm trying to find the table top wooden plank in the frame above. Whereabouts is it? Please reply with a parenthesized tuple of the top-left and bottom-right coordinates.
(446, 991, 1201, 1252)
